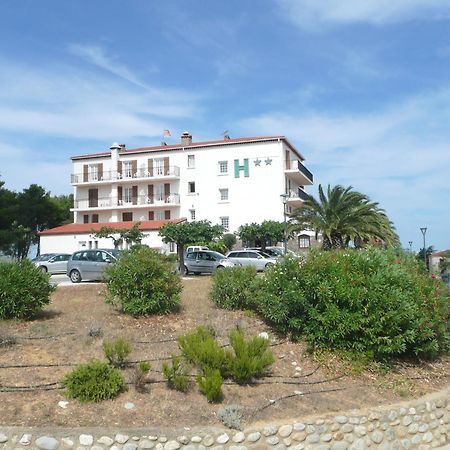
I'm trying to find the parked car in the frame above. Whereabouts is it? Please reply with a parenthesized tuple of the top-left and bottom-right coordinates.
(184, 250, 235, 275)
(31, 253, 57, 263)
(67, 249, 120, 283)
(226, 250, 278, 271)
(245, 247, 282, 258)
(185, 245, 209, 255)
(35, 253, 71, 274)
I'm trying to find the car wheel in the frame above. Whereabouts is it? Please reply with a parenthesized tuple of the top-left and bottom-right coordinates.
(265, 263, 274, 269)
(39, 266, 48, 273)
(69, 269, 82, 283)
(182, 265, 189, 276)
(216, 265, 224, 270)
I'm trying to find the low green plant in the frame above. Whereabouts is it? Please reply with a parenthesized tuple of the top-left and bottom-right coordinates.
(61, 360, 126, 402)
(162, 355, 191, 392)
(197, 369, 223, 402)
(103, 337, 132, 368)
(210, 266, 259, 310)
(105, 246, 182, 315)
(178, 326, 232, 377)
(178, 326, 233, 376)
(0, 259, 55, 319)
(228, 329, 274, 384)
(132, 361, 151, 392)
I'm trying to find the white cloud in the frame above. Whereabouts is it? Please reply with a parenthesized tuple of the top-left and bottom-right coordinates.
(238, 89, 450, 249)
(276, 0, 450, 30)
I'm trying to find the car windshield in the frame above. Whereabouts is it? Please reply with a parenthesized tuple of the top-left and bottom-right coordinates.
(105, 249, 121, 259)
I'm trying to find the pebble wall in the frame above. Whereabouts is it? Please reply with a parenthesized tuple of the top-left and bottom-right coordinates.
(0, 389, 448, 450)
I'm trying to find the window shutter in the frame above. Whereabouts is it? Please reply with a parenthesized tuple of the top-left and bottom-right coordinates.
(117, 161, 122, 178)
(147, 184, 154, 203)
(92, 214, 99, 223)
(164, 157, 169, 175)
(148, 211, 154, 221)
(98, 163, 103, 180)
(88, 189, 98, 207)
(164, 183, 170, 202)
(132, 160, 137, 177)
(118, 186, 123, 203)
(83, 165, 88, 182)
(132, 185, 138, 205)
(83, 214, 89, 224)
(148, 159, 153, 177)
(164, 210, 171, 220)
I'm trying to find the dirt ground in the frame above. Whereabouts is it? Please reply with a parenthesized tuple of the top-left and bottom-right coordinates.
(0, 277, 448, 429)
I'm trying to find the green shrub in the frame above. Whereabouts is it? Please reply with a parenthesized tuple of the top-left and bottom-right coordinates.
(0, 259, 55, 319)
(103, 337, 132, 368)
(132, 361, 151, 392)
(223, 233, 237, 251)
(105, 246, 182, 315)
(210, 266, 259, 310)
(228, 329, 274, 384)
(197, 369, 223, 402)
(162, 355, 191, 392)
(178, 326, 233, 376)
(62, 360, 126, 402)
(258, 249, 449, 360)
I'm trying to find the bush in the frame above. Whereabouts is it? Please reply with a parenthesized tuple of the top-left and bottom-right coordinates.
(197, 369, 223, 402)
(103, 337, 132, 368)
(162, 355, 191, 392)
(132, 361, 151, 392)
(210, 266, 259, 310)
(228, 329, 274, 384)
(178, 326, 233, 376)
(0, 259, 55, 319)
(105, 246, 182, 315)
(258, 249, 449, 360)
(223, 233, 237, 251)
(62, 360, 126, 402)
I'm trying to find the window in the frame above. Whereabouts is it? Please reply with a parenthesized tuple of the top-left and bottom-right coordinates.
(155, 210, 164, 220)
(92, 214, 99, 223)
(187, 154, 195, 168)
(123, 161, 133, 178)
(188, 181, 196, 194)
(219, 188, 229, 201)
(169, 242, 175, 253)
(88, 164, 98, 181)
(122, 212, 133, 221)
(218, 161, 228, 174)
(220, 216, 229, 231)
(298, 234, 311, 249)
(155, 158, 164, 176)
(83, 214, 89, 224)
(124, 187, 133, 203)
(189, 209, 196, 221)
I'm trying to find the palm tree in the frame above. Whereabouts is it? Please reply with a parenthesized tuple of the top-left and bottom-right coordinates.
(289, 184, 399, 250)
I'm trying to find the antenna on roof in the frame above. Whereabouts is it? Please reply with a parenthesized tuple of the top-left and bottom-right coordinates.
(221, 130, 230, 140)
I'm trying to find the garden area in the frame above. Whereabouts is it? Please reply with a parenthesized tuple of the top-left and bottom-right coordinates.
(0, 246, 448, 429)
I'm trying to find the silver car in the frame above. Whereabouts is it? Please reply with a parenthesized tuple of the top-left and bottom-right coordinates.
(35, 253, 71, 274)
(67, 249, 120, 283)
(183, 250, 235, 275)
(226, 250, 278, 271)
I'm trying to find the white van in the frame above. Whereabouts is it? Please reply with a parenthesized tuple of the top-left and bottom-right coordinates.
(185, 245, 209, 255)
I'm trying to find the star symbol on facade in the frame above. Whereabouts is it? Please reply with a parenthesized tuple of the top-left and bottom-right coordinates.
(265, 158, 272, 166)
(254, 158, 262, 166)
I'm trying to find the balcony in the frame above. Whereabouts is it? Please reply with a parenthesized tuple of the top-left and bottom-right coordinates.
(285, 160, 313, 185)
(71, 166, 181, 185)
(287, 188, 310, 208)
(72, 193, 180, 211)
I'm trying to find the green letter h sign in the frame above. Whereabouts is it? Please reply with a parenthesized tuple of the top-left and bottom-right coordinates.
(234, 159, 249, 178)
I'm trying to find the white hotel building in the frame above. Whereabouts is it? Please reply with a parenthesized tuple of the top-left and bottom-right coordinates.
(40, 133, 314, 253)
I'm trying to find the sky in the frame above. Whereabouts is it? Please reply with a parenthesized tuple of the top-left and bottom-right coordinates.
(0, 0, 449, 251)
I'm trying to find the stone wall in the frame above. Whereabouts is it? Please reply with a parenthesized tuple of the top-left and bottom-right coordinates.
(0, 389, 448, 449)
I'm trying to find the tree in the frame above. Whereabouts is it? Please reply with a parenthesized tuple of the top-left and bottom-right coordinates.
(223, 233, 237, 251)
(289, 184, 399, 250)
(237, 220, 284, 250)
(49, 194, 74, 226)
(91, 223, 144, 249)
(159, 220, 224, 272)
(416, 246, 434, 270)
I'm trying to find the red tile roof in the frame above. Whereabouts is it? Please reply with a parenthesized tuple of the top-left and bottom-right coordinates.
(39, 219, 186, 236)
(431, 250, 450, 257)
(71, 135, 305, 161)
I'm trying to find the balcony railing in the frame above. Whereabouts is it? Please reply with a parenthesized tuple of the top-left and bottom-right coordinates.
(289, 188, 310, 202)
(73, 193, 180, 209)
(71, 166, 180, 184)
(285, 160, 313, 184)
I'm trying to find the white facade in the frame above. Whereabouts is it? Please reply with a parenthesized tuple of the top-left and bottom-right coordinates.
(70, 135, 313, 232)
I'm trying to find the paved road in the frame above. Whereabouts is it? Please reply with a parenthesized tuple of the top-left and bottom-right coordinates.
(49, 274, 73, 286)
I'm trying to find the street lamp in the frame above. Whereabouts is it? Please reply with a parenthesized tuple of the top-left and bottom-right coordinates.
(280, 193, 289, 255)
(420, 227, 427, 269)
(408, 241, 413, 252)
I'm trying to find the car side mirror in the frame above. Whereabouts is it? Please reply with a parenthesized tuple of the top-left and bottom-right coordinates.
(105, 258, 111, 263)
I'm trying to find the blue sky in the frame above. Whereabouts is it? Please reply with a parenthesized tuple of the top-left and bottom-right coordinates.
(0, 0, 449, 251)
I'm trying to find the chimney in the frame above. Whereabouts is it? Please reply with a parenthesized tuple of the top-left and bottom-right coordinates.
(110, 142, 121, 165)
(119, 144, 126, 151)
(181, 131, 192, 146)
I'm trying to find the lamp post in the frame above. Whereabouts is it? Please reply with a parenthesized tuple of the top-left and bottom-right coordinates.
(408, 241, 413, 252)
(280, 193, 289, 255)
(420, 227, 427, 269)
